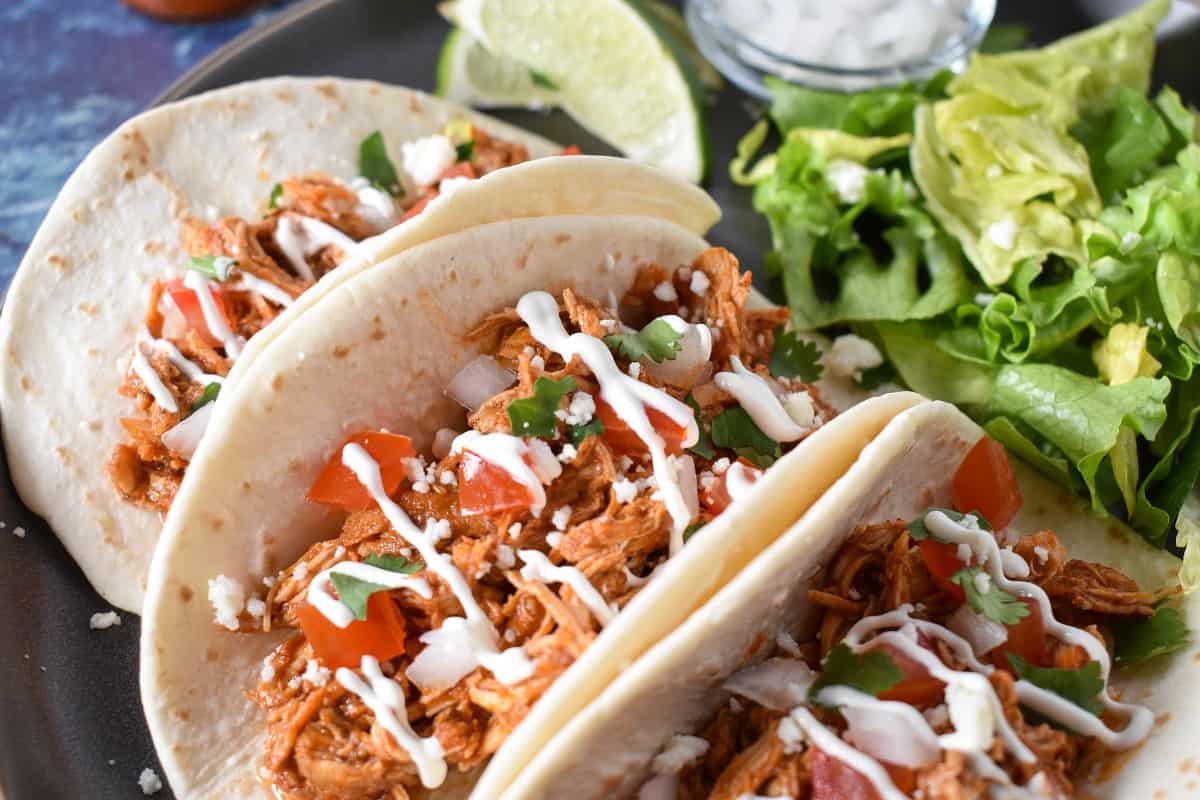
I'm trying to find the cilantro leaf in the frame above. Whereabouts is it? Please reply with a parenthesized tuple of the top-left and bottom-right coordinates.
(906, 508, 991, 541)
(568, 417, 604, 445)
(951, 566, 1029, 625)
(529, 68, 559, 90)
(1112, 605, 1190, 667)
(810, 643, 902, 701)
(268, 182, 283, 210)
(507, 376, 576, 438)
(710, 406, 780, 467)
(329, 553, 422, 621)
(683, 521, 705, 543)
(769, 328, 824, 381)
(455, 140, 475, 162)
(358, 130, 402, 196)
(192, 382, 221, 412)
(685, 393, 714, 460)
(856, 361, 897, 391)
(1008, 653, 1105, 716)
(604, 319, 683, 364)
(188, 255, 236, 281)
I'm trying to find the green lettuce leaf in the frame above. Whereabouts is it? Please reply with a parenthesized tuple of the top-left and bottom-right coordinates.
(766, 75, 946, 138)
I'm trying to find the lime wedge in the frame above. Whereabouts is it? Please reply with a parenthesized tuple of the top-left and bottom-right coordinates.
(440, 0, 709, 182)
(436, 27, 563, 109)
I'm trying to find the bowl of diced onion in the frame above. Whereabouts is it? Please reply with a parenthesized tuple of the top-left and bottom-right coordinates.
(685, 0, 996, 97)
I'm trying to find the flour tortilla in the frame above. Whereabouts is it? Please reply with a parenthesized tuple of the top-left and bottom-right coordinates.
(510, 400, 1197, 800)
(140, 213, 922, 799)
(0, 72, 720, 613)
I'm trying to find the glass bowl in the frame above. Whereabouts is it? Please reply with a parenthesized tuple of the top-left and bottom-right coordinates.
(685, 0, 997, 97)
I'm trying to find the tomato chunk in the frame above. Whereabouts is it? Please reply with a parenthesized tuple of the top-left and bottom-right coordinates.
(873, 642, 946, 708)
(458, 448, 537, 516)
(164, 278, 230, 348)
(438, 161, 478, 181)
(811, 747, 880, 800)
(953, 437, 1023, 530)
(918, 538, 967, 604)
(307, 431, 415, 512)
(296, 593, 407, 670)
(995, 597, 1048, 670)
(560, 144, 582, 155)
(700, 460, 763, 516)
(595, 395, 689, 457)
(400, 193, 437, 222)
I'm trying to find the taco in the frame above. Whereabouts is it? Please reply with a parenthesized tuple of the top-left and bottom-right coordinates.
(140, 210, 926, 799)
(0, 75, 720, 612)
(511, 400, 1196, 800)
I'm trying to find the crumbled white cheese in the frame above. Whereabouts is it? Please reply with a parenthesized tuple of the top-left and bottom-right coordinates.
(438, 175, 472, 199)
(530, 354, 546, 371)
(412, 480, 431, 494)
(1033, 545, 1049, 563)
(425, 518, 452, 545)
(689, 270, 711, 295)
(628, 362, 642, 379)
(246, 596, 267, 620)
(496, 545, 516, 569)
(698, 471, 718, 492)
(262, 575, 276, 589)
(260, 657, 276, 682)
(207, 574, 246, 631)
(825, 334, 884, 380)
(944, 681, 996, 752)
(138, 768, 162, 795)
(546, 532, 564, 549)
(401, 134, 456, 186)
(552, 504, 573, 531)
(1120, 231, 1142, 253)
(508, 522, 523, 539)
(302, 659, 331, 687)
(653, 281, 679, 302)
(292, 562, 309, 581)
(776, 713, 807, 753)
(612, 479, 639, 503)
(440, 470, 457, 486)
(403, 456, 426, 484)
(565, 392, 595, 425)
(711, 457, 731, 475)
(89, 611, 122, 630)
(986, 217, 1018, 250)
(826, 159, 870, 204)
(782, 391, 815, 428)
(651, 735, 709, 775)
(599, 318, 617, 331)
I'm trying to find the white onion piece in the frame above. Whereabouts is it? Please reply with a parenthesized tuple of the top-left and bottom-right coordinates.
(840, 699, 941, 769)
(432, 428, 459, 460)
(637, 774, 677, 800)
(446, 356, 516, 412)
(722, 657, 816, 711)
(642, 316, 713, 388)
(946, 604, 1009, 656)
(675, 454, 700, 522)
(161, 401, 215, 460)
(406, 623, 481, 691)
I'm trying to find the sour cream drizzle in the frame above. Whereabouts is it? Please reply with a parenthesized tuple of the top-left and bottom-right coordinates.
(227, 273, 295, 308)
(182, 270, 243, 359)
(516, 291, 699, 554)
(787, 706, 908, 800)
(131, 342, 178, 413)
(451, 431, 561, 517)
(274, 215, 357, 282)
(724, 462, 761, 504)
(713, 357, 809, 442)
(340, 444, 534, 683)
(518, 549, 616, 625)
(335, 655, 447, 788)
(150, 337, 224, 386)
(307, 561, 433, 628)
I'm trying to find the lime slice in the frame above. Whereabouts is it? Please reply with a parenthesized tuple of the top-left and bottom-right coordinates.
(436, 27, 563, 109)
(640, 1, 722, 93)
(441, 0, 709, 182)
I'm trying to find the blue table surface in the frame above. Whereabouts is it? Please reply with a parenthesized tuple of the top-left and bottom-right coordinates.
(0, 0, 294, 287)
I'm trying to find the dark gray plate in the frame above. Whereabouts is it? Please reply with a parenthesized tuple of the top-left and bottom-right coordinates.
(3, 1, 1198, 798)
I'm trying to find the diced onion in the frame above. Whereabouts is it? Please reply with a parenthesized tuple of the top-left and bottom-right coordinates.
(432, 428, 459, 460)
(445, 356, 516, 412)
(722, 657, 816, 711)
(675, 454, 699, 521)
(841, 701, 940, 768)
(637, 774, 677, 800)
(946, 604, 1009, 656)
(406, 625, 479, 691)
(161, 401, 215, 460)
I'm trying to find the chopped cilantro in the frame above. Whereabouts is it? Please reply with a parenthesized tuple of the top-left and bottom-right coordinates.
(329, 553, 423, 621)
(568, 417, 605, 445)
(769, 327, 824, 381)
(455, 140, 475, 162)
(358, 130, 402, 196)
(268, 182, 283, 210)
(604, 319, 683, 364)
(810, 643, 902, 701)
(906, 507, 991, 541)
(683, 522, 705, 543)
(507, 376, 576, 438)
(685, 393, 714, 460)
(528, 68, 559, 90)
(856, 360, 897, 391)
(1008, 653, 1105, 716)
(951, 566, 1029, 625)
(1112, 605, 1190, 667)
(192, 382, 221, 412)
(710, 406, 780, 467)
(188, 255, 236, 281)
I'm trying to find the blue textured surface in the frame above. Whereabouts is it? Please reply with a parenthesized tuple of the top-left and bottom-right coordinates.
(0, 0, 292, 287)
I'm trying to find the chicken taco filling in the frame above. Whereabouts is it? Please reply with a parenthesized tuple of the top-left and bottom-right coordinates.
(206, 248, 837, 798)
(110, 123, 556, 513)
(639, 438, 1185, 800)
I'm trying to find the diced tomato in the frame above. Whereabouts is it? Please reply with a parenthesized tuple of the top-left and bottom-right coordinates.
(307, 431, 416, 512)
(995, 597, 1048, 670)
(594, 395, 689, 457)
(700, 460, 763, 516)
(296, 593, 407, 670)
(458, 448, 537, 516)
(918, 538, 967, 604)
(811, 748, 880, 800)
(953, 437, 1023, 530)
(164, 278, 230, 348)
(438, 161, 478, 181)
(560, 145, 582, 155)
(873, 642, 946, 708)
(400, 193, 437, 222)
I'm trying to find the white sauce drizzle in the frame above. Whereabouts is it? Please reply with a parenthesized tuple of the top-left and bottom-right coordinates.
(335, 656, 447, 788)
(713, 357, 810, 442)
(227, 272, 295, 308)
(182, 270, 243, 359)
(131, 342, 178, 413)
(348, 176, 397, 231)
(451, 431, 561, 517)
(516, 291, 699, 554)
(786, 707, 908, 800)
(150, 336, 223, 386)
(273, 215, 357, 282)
(518, 549, 616, 626)
(307, 561, 433, 628)
(724, 462, 761, 504)
(340, 444, 533, 685)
